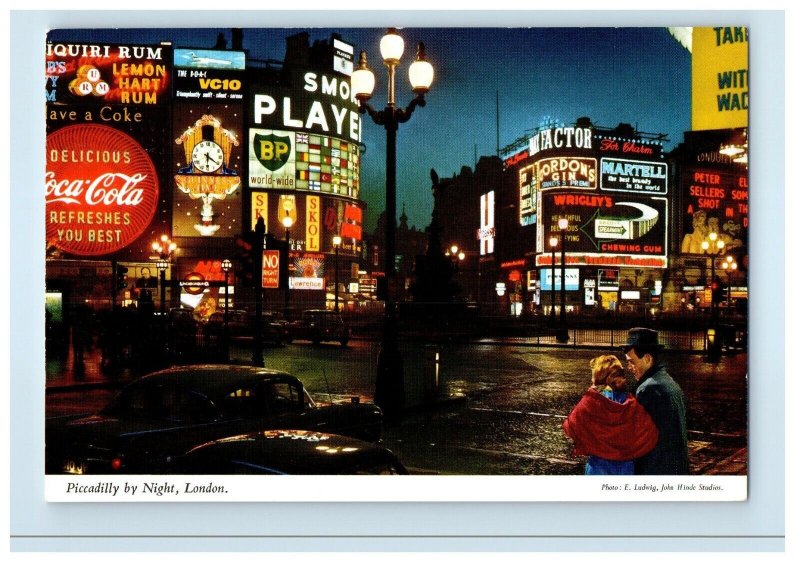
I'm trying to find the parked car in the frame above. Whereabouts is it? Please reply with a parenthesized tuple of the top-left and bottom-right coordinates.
(157, 429, 408, 475)
(167, 307, 200, 356)
(204, 309, 250, 339)
(287, 309, 351, 346)
(262, 311, 290, 346)
(46, 365, 382, 474)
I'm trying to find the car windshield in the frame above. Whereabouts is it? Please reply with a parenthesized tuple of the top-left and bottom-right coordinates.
(102, 384, 220, 423)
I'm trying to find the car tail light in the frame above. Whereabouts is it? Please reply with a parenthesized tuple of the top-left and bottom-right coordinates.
(111, 457, 123, 471)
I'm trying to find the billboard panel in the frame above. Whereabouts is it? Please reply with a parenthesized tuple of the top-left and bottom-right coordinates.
(691, 27, 749, 131)
(45, 41, 173, 257)
(537, 192, 668, 268)
(599, 158, 668, 195)
(46, 42, 171, 106)
(172, 108, 243, 237)
(537, 157, 597, 190)
(172, 49, 245, 238)
(248, 130, 361, 199)
(289, 252, 325, 290)
(680, 167, 748, 255)
(46, 124, 160, 255)
(519, 164, 537, 226)
(250, 70, 361, 143)
(248, 192, 363, 256)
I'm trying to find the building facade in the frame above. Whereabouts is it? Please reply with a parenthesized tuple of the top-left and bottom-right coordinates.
(45, 32, 369, 348)
(430, 118, 748, 317)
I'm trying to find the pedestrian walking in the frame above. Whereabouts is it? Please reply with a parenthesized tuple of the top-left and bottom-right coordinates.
(622, 327, 690, 475)
(563, 354, 659, 475)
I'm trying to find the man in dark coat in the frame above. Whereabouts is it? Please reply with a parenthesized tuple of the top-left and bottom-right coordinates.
(622, 327, 690, 475)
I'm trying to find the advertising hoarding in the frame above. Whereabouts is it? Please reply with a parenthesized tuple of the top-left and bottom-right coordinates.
(248, 129, 361, 199)
(539, 268, 580, 291)
(597, 268, 620, 291)
(680, 167, 747, 255)
(250, 70, 361, 143)
(691, 27, 748, 131)
(46, 42, 171, 105)
(172, 49, 244, 238)
(536, 192, 668, 268)
(248, 192, 363, 255)
(519, 164, 537, 226)
(479, 191, 495, 255)
(45, 41, 173, 257)
(46, 125, 160, 255)
(172, 108, 243, 237)
(537, 157, 597, 190)
(599, 158, 668, 195)
(288, 252, 325, 290)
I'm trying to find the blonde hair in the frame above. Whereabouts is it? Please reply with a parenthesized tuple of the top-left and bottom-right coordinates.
(590, 355, 627, 391)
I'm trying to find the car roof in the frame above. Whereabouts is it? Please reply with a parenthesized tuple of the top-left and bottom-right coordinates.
(181, 430, 405, 474)
(128, 365, 297, 396)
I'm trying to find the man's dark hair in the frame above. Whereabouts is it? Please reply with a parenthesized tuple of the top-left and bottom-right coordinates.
(632, 346, 661, 362)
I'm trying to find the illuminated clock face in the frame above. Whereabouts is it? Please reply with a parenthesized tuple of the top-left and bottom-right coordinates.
(191, 140, 224, 173)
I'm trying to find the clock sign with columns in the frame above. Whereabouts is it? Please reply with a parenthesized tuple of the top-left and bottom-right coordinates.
(175, 114, 241, 236)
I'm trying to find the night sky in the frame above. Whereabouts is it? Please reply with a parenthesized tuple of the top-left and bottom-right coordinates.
(47, 26, 691, 232)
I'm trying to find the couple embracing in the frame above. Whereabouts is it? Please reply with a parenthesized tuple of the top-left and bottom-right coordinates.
(563, 327, 690, 476)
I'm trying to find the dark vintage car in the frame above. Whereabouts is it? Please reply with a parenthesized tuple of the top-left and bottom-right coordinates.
(204, 309, 250, 339)
(204, 310, 287, 345)
(157, 429, 408, 475)
(287, 309, 351, 346)
(46, 365, 382, 474)
(262, 311, 290, 345)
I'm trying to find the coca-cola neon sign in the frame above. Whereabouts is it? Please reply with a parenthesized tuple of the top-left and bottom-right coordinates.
(46, 124, 159, 255)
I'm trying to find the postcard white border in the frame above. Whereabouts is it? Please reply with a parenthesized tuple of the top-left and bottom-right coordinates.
(9, 6, 787, 554)
(46, 475, 747, 502)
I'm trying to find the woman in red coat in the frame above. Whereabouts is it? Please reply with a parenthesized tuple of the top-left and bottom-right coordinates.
(563, 355, 659, 475)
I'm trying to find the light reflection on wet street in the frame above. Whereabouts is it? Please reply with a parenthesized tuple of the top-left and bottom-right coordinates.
(46, 338, 747, 475)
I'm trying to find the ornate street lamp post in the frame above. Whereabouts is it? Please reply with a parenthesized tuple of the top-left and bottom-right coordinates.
(351, 28, 434, 420)
(549, 236, 558, 327)
(556, 218, 569, 342)
(701, 232, 725, 323)
(721, 255, 738, 312)
(282, 213, 294, 316)
(332, 235, 342, 312)
(221, 258, 232, 362)
(151, 235, 178, 316)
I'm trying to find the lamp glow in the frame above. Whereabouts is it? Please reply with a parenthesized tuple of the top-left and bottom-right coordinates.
(351, 51, 376, 101)
(380, 28, 404, 63)
(409, 43, 433, 93)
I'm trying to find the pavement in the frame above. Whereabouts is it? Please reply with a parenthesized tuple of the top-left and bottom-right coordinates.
(44, 338, 747, 476)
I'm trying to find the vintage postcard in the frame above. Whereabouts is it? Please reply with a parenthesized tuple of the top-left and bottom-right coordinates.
(43, 25, 748, 502)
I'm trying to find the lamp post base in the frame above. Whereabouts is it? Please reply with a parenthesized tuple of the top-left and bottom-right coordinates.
(556, 328, 570, 343)
(375, 344, 405, 423)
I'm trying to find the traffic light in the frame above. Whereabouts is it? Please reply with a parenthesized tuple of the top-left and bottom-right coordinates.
(376, 276, 388, 300)
(711, 280, 725, 304)
(234, 233, 254, 285)
(116, 265, 128, 290)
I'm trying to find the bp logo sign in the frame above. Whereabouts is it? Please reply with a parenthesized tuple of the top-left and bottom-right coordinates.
(253, 131, 293, 171)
